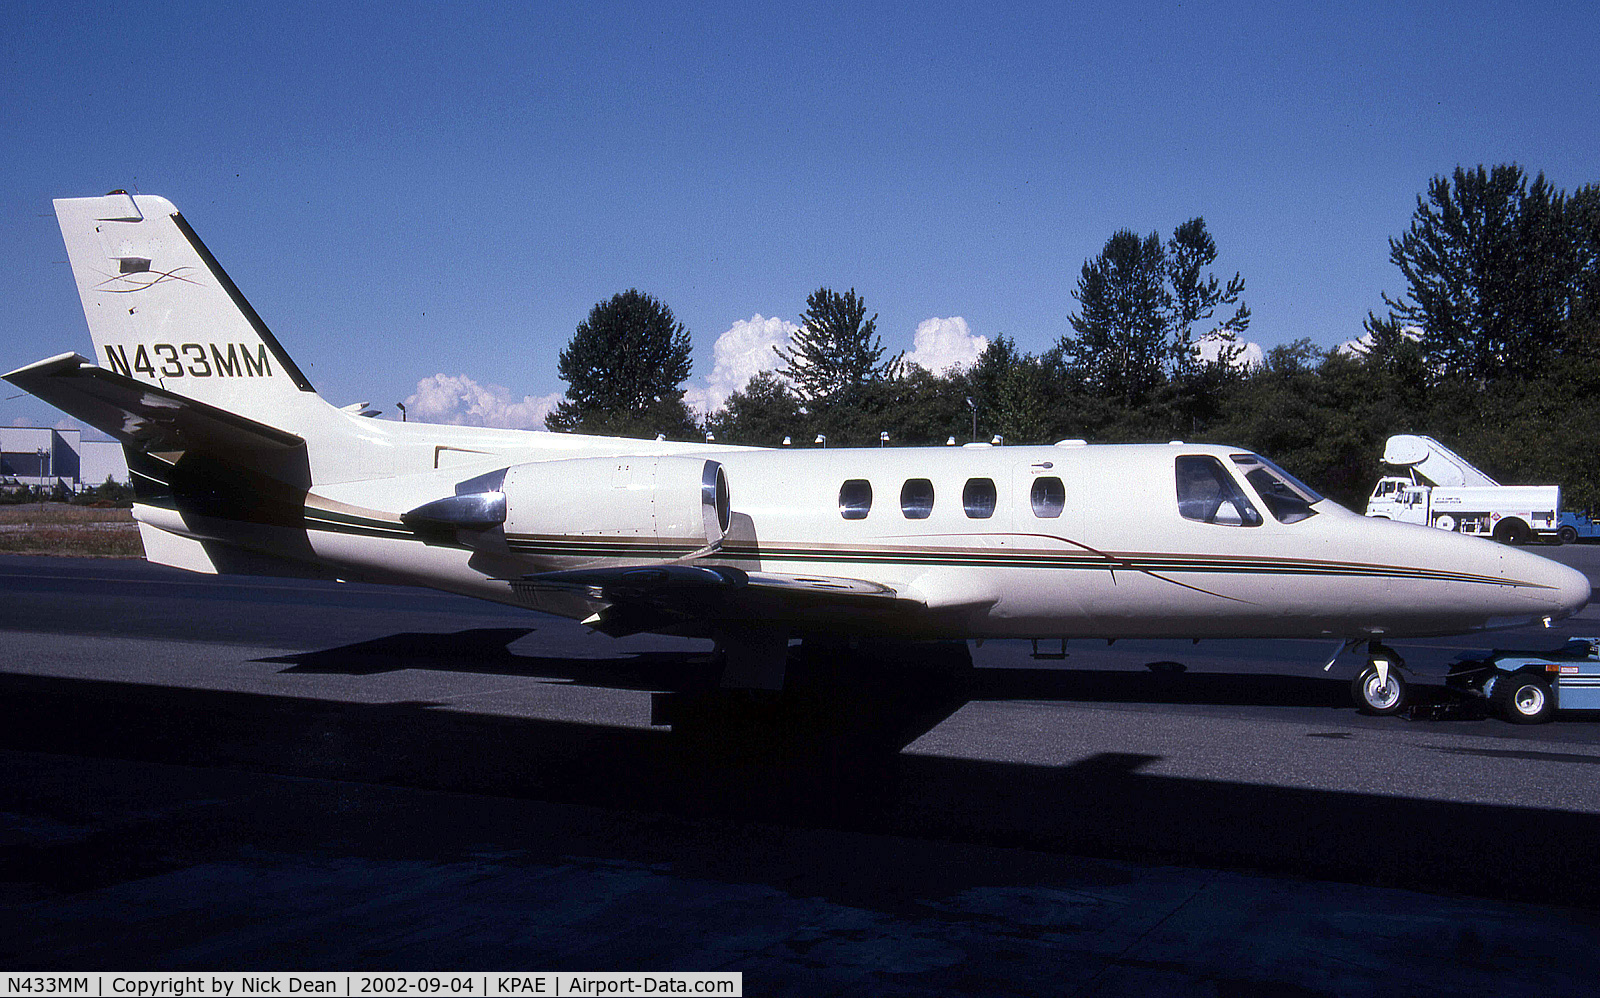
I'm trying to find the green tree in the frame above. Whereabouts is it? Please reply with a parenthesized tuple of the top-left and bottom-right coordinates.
(1368, 164, 1581, 382)
(1562, 183, 1600, 359)
(705, 371, 807, 446)
(969, 335, 1055, 444)
(808, 371, 970, 448)
(775, 287, 898, 404)
(1060, 230, 1174, 405)
(546, 289, 697, 438)
(1167, 217, 1250, 373)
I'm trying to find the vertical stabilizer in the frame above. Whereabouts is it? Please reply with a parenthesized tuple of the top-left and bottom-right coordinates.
(54, 193, 324, 430)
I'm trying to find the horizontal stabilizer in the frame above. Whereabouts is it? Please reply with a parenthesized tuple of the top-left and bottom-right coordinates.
(3, 352, 303, 454)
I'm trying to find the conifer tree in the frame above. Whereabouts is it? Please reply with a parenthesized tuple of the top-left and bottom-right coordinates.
(1060, 230, 1173, 405)
(775, 287, 898, 404)
(1368, 164, 1581, 381)
(1168, 218, 1250, 371)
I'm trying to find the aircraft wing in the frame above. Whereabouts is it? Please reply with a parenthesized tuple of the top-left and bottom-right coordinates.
(3, 352, 303, 454)
(515, 563, 921, 636)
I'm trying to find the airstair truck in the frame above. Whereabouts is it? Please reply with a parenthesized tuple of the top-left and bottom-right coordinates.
(1363, 434, 1561, 544)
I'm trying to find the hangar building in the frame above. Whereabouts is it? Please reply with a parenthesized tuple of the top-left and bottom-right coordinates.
(0, 426, 129, 490)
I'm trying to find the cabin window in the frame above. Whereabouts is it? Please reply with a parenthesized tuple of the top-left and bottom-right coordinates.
(963, 478, 997, 518)
(1231, 454, 1320, 524)
(1176, 456, 1262, 526)
(839, 479, 873, 520)
(901, 478, 935, 519)
(1030, 476, 1065, 518)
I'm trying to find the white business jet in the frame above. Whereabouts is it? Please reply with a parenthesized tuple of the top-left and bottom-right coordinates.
(6, 193, 1589, 714)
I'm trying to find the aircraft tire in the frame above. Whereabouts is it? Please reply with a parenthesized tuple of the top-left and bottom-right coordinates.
(1352, 665, 1407, 715)
(1493, 673, 1554, 724)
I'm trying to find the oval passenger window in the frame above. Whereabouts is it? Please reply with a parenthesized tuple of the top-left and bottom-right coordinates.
(901, 478, 935, 519)
(839, 479, 873, 520)
(963, 478, 997, 518)
(1030, 476, 1065, 518)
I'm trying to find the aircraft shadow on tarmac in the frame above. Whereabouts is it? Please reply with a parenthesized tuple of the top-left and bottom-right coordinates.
(262, 627, 977, 759)
(255, 626, 1406, 762)
(261, 626, 1377, 709)
(264, 627, 720, 689)
(4, 663, 1600, 911)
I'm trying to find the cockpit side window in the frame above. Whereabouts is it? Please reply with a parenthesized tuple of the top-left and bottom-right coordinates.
(1231, 454, 1321, 524)
(1176, 456, 1262, 526)
(839, 479, 872, 520)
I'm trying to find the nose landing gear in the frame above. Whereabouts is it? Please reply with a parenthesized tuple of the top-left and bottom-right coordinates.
(1352, 641, 1408, 715)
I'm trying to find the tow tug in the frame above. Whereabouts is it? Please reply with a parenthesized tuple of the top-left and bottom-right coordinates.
(1445, 637, 1600, 723)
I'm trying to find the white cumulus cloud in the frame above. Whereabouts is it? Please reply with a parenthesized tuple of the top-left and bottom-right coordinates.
(903, 317, 988, 375)
(1337, 325, 1422, 357)
(404, 374, 562, 429)
(1193, 333, 1264, 370)
(687, 314, 800, 415)
(686, 313, 992, 415)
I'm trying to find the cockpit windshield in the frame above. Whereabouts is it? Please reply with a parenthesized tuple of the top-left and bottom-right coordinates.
(1231, 454, 1322, 524)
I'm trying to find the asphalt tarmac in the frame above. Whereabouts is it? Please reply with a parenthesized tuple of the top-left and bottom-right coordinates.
(4, 551, 1600, 994)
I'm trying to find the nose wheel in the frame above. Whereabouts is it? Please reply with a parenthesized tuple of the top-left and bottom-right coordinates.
(1352, 642, 1407, 715)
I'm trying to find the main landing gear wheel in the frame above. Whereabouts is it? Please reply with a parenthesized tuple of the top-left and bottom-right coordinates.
(1494, 673, 1554, 724)
(1351, 643, 1408, 715)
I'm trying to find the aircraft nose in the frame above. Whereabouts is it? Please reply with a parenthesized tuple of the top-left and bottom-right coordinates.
(1546, 556, 1592, 620)
(1506, 546, 1592, 621)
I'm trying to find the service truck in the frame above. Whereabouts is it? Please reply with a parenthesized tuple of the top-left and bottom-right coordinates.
(1363, 434, 1561, 544)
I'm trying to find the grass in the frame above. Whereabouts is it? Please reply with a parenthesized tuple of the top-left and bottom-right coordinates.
(0, 503, 144, 557)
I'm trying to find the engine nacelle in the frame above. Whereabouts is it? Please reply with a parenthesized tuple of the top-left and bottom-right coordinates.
(502, 456, 729, 550)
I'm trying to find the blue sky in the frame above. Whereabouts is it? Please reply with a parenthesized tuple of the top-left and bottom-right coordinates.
(4, 1, 1598, 429)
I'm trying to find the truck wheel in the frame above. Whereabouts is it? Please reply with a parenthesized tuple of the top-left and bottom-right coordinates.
(1493, 519, 1531, 545)
(1558, 525, 1579, 545)
(1352, 665, 1407, 715)
(1493, 673, 1554, 724)
(1434, 515, 1456, 532)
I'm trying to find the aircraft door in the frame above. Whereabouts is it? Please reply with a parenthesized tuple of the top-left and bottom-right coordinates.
(1011, 456, 1086, 541)
(1000, 455, 1096, 625)
(1004, 457, 1094, 550)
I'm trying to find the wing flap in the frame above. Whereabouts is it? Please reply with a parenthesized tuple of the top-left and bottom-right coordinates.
(514, 564, 921, 636)
(3, 352, 302, 454)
